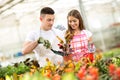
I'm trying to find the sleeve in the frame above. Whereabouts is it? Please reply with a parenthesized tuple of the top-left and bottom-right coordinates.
(85, 30, 96, 53)
(84, 30, 92, 39)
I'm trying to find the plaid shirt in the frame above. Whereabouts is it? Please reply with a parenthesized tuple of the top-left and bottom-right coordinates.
(70, 30, 91, 61)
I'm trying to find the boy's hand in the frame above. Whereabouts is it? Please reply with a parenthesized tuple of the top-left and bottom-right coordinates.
(37, 37, 44, 44)
(37, 37, 52, 49)
(43, 40, 52, 49)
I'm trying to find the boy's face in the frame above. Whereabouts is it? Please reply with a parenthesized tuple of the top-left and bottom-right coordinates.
(40, 14, 55, 31)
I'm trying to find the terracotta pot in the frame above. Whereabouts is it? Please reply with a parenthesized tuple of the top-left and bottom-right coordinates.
(63, 54, 72, 62)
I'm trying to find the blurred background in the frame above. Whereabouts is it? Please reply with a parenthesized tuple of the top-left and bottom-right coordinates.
(0, 0, 120, 65)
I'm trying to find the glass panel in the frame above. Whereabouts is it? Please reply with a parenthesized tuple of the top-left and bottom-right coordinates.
(80, 0, 120, 51)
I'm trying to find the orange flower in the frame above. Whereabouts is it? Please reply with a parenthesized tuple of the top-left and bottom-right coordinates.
(88, 66, 99, 80)
(115, 68, 120, 79)
(109, 64, 116, 76)
(77, 66, 86, 80)
(52, 74, 61, 80)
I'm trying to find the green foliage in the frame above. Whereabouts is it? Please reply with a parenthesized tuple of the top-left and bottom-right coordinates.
(112, 57, 120, 67)
(61, 72, 78, 80)
(94, 59, 108, 74)
(23, 71, 50, 80)
(15, 63, 30, 75)
(0, 67, 8, 78)
(74, 62, 81, 72)
(103, 48, 120, 58)
(94, 59, 109, 80)
(99, 74, 112, 80)
(0, 62, 30, 78)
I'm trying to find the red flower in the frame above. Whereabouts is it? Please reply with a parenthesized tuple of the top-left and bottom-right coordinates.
(88, 67, 99, 80)
(85, 53, 94, 62)
(115, 68, 120, 79)
(77, 66, 86, 80)
(109, 64, 116, 76)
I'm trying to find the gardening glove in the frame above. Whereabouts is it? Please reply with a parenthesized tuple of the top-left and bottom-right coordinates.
(14, 52, 23, 57)
(37, 37, 44, 44)
(43, 40, 52, 49)
(88, 42, 96, 53)
(37, 37, 52, 49)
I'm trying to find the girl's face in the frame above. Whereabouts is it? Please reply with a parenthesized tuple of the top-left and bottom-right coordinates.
(68, 16, 79, 30)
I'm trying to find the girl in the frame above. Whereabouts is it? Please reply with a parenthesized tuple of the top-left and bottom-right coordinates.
(64, 9, 95, 62)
